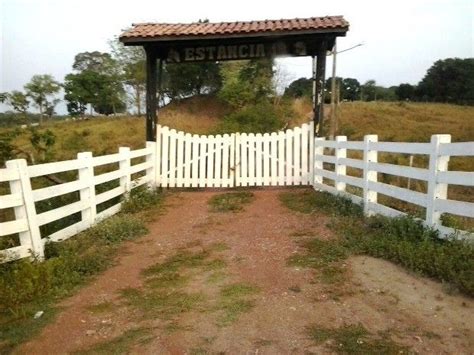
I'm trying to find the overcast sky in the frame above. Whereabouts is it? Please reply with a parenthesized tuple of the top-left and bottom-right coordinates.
(0, 0, 472, 114)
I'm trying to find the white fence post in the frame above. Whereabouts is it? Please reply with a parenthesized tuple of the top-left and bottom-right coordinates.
(119, 147, 131, 194)
(77, 152, 96, 226)
(426, 134, 451, 227)
(6, 159, 44, 259)
(363, 135, 378, 215)
(314, 137, 325, 187)
(146, 141, 156, 188)
(335, 136, 347, 192)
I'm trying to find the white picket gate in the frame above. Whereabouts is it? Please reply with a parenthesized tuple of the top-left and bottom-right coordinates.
(155, 122, 314, 188)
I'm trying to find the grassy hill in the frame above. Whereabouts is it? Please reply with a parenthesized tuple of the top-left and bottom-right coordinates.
(2, 96, 473, 163)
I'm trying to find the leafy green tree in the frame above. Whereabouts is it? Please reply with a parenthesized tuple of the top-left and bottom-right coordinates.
(417, 58, 474, 104)
(395, 83, 416, 101)
(64, 51, 126, 116)
(360, 80, 376, 101)
(0, 92, 7, 103)
(164, 62, 222, 101)
(284, 77, 312, 98)
(7, 91, 29, 116)
(24, 75, 61, 122)
(219, 59, 274, 109)
(110, 39, 146, 115)
(341, 78, 361, 101)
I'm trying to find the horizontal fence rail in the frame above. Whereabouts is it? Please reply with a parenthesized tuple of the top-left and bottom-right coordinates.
(313, 134, 474, 240)
(0, 143, 156, 263)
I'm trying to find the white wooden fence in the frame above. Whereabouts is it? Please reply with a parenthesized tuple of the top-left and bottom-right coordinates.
(0, 143, 155, 262)
(155, 122, 314, 187)
(1, 128, 473, 263)
(313, 134, 474, 239)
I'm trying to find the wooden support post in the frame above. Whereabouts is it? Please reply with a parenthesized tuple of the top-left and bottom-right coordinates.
(77, 152, 96, 226)
(314, 41, 327, 137)
(363, 135, 378, 216)
(335, 135, 347, 192)
(145, 47, 157, 142)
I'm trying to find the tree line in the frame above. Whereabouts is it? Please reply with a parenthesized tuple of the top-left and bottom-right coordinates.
(1, 47, 472, 126)
(284, 58, 474, 105)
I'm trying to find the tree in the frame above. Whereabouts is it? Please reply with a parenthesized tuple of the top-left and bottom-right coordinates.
(7, 91, 29, 116)
(164, 62, 222, 101)
(360, 80, 376, 101)
(64, 51, 126, 116)
(0, 92, 7, 103)
(417, 58, 474, 104)
(110, 39, 146, 115)
(24, 74, 61, 122)
(284, 77, 312, 98)
(341, 78, 361, 101)
(395, 83, 416, 101)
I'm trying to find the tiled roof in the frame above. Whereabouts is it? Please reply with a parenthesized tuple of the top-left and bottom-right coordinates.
(120, 16, 349, 42)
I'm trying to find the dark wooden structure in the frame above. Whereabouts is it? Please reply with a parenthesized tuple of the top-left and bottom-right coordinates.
(120, 16, 349, 141)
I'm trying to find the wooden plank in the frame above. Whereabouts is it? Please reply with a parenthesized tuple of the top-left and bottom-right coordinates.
(293, 127, 301, 185)
(0, 167, 19, 182)
(255, 133, 263, 186)
(155, 125, 162, 186)
(370, 142, 431, 155)
(301, 124, 308, 184)
(439, 142, 474, 156)
(28, 159, 86, 177)
(0, 219, 29, 236)
(369, 162, 429, 181)
(437, 171, 474, 186)
(278, 131, 285, 186)
(129, 147, 153, 159)
(176, 131, 184, 187)
(207, 135, 215, 187)
(130, 161, 154, 175)
(92, 153, 121, 167)
(215, 135, 222, 187)
(367, 202, 405, 218)
(338, 157, 364, 169)
(0, 245, 30, 263)
(191, 135, 199, 187)
(32, 179, 87, 202)
(37, 200, 89, 226)
(47, 220, 89, 243)
(94, 169, 123, 185)
(0, 193, 23, 209)
(435, 199, 474, 218)
(248, 134, 255, 186)
(239, 133, 249, 186)
(313, 182, 363, 205)
(95, 185, 125, 205)
(285, 129, 293, 185)
(368, 181, 427, 207)
(263, 133, 270, 186)
(199, 135, 207, 187)
(222, 134, 230, 187)
(270, 132, 278, 186)
(314, 155, 336, 164)
(96, 203, 122, 222)
(161, 126, 169, 187)
(168, 129, 177, 188)
(338, 141, 364, 150)
(314, 140, 336, 148)
(184, 133, 192, 187)
(230, 133, 236, 187)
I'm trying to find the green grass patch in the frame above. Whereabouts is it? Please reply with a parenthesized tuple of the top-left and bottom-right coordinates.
(0, 189, 164, 353)
(215, 282, 260, 326)
(208, 192, 254, 212)
(280, 190, 474, 296)
(307, 323, 410, 354)
(76, 327, 154, 354)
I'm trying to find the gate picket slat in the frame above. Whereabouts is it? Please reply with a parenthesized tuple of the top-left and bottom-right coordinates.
(222, 134, 230, 187)
(294, 127, 301, 185)
(278, 131, 285, 186)
(248, 134, 255, 186)
(215, 135, 222, 187)
(169, 129, 177, 187)
(263, 133, 270, 186)
(286, 129, 293, 185)
(192, 135, 199, 187)
(156, 125, 162, 186)
(301, 124, 308, 184)
(271, 132, 278, 186)
(255, 133, 263, 186)
(184, 133, 192, 187)
(176, 131, 184, 187)
(233, 133, 239, 186)
(199, 135, 207, 187)
(207, 136, 214, 187)
(161, 126, 169, 187)
(241, 134, 248, 186)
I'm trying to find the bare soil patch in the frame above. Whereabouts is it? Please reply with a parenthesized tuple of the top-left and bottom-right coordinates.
(17, 188, 473, 354)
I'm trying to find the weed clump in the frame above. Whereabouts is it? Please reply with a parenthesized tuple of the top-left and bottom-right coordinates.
(208, 191, 254, 212)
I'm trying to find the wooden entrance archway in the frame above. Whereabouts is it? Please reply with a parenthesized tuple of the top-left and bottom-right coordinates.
(119, 16, 349, 141)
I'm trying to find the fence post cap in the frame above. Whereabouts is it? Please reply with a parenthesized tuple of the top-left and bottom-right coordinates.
(335, 136, 347, 142)
(430, 134, 451, 143)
